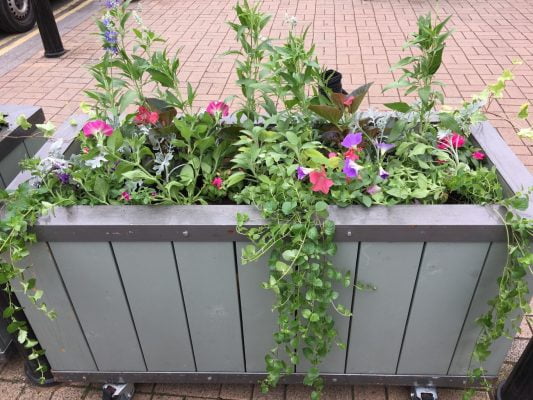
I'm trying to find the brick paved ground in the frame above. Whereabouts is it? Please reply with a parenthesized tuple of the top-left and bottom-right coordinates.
(0, 0, 532, 399)
(0, 0, 532, 168)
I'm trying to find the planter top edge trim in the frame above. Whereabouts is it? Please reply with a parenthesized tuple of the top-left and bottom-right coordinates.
(31, 204, 507, 242)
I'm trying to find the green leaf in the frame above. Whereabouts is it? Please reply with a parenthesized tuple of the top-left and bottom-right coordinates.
(308, 104, 342, 124)
(122, 170, 157, 184)
(384, 102, 411, 113)
(15, 115, 32, 130)
(410, 143, 430, 156)
(119, 90, 138, 114)
(94, 177, 109, 200)
(382, 79, 411, 92)
(347, 82, 373, 113)
(315, 201, 328, 213)
(418, 86, 431, 103)
(438, 112, 461, 132)
(225, 172, 246, 188)
(179, 165, 195, 184)
(517, 128, 533, 139)
(17, 329, 28, 344)
(518, 103, 529, 119)
(282, 201, 296, 215)
(35, 122, 56, 138)
(302, 309, 312, 319)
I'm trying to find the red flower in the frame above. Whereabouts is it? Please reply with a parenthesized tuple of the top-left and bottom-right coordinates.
(82, 146, 90, 154)
(309, 170, 334, 194)
(344, 147, 360, 161)
(212, 177, 223, 190)
(472, 151, 485, 160)
(134, 106, 159, 125)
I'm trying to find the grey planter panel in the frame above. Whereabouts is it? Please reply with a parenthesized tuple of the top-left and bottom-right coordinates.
(236, 243, 276, 372)
(13, 243, 96, 371)
(0, 142, 28, 186)
(346, 243, 423, 374)
(397, 242, 491, 375)
(297, 242, 359, 373)
(174, 242, 244, 372)
(49, 242, 146, 372)
(111, 242, 195, 371)
(24, 137, 47, 157)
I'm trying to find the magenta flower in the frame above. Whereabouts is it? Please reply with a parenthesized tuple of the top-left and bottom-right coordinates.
(450, 133, 465, 148)
(342, 158, 361, 179)
(120, 191, 131, 201)
(379, 166, 389, 180)
(472, 151, 485, 160)
(341, 132, 363, 149)
(297, 166, 313, 180)
(212, 177, 223, 189)
(82, 120, 113, 137)
(375, 142, 395, 155)
(206, 101, 229, 117)
(366, 185, 381, 195)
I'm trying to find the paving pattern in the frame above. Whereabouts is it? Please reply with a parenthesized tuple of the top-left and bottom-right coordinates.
(0, 0, 532, 399)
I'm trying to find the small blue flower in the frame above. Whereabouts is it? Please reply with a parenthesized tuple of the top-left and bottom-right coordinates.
(56, 172, 70, 184)
(104, 30, 118, 44)
(101, 17, 112, 27)
(105, 0, 120, 9)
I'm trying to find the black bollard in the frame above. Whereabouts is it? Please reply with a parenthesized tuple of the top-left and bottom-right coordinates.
(30, 0, 66, 58)
(496, 337, 533, 400)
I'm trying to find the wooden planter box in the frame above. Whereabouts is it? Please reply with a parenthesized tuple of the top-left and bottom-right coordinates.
(6, 122, 533, 388)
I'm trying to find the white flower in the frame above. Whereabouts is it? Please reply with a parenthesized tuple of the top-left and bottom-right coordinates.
(284, 12, 297, 29)
(85, 155, 107, 169)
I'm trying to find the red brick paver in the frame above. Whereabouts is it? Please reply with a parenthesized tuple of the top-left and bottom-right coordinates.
(0, 0, 532, 168)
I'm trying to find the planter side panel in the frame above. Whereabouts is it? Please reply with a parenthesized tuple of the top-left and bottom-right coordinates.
(111, 242, 195, 371)
(49, 242, 146, 372)
(397, 242, 491, 375)
(13, 243, 97, 371)
(346, 242, 423, 374)
(449, 242, 533, 375)
(174, 242, 244, 372)
(0, 142, 28, 187)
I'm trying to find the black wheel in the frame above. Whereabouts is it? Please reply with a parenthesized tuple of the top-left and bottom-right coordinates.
(0, 0, 35, 33)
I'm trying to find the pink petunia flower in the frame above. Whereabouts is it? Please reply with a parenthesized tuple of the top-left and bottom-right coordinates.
(134, 106, 159, 125)
(120, 191, 131, 201)
(450, 133, 465, 148)
(206, 101, 229, 117)
(82, 120, 113, 137)
(309, 169, 334, 194)
(328, 152, 337, 159)
(472, 151, 485, 160)
(212, 176, 223, 189)
(343, 96, 354, 107)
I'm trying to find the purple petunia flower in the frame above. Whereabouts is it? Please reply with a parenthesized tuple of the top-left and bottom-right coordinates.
(341, 132, 363, 149)
(379, 166, 389, 180)
(297, 166, 313, 180)
(342, 158, 361, 179)
(57, 172, 70, 184)
(375, 142, 395, 155)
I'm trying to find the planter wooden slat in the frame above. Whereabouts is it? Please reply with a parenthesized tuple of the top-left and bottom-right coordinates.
(174, 242, 245, 372)
(236, 244, 279, 373)
(14, 243, 97, 371)
(346, 242, 423, 374)
(49, 242, 146, 372)
(296, 243, 359, 373)
(448, 242, 509, 375)
(112, 242, 195, 372)
(397, 242, 491, 375)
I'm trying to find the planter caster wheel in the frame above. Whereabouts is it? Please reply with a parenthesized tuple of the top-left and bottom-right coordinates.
(410, 387, 438, 400)
(102, 383, 135, 400)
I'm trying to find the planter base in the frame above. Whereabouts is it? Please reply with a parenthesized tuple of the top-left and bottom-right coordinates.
(52, 371, 496, 389)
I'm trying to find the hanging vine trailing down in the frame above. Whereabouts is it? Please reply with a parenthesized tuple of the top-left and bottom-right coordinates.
(0, 1, 531, 398)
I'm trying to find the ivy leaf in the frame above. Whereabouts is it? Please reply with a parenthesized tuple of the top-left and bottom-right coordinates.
(15, 115, 32, 130)
(517, 103, 529, 119)
(35, 122, 56, 138)
(384, 102, 411, 113)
